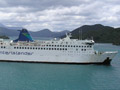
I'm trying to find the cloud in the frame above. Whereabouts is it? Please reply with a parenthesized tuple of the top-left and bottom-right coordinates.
(0, 0, 120, 31)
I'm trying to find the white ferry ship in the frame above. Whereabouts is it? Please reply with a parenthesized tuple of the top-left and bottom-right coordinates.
(0, 29, 117, 64)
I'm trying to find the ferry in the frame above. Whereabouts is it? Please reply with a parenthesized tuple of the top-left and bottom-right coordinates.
(0, 29, 117, 64)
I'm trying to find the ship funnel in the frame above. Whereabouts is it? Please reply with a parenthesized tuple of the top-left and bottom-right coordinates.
(13, 28, 33, 42)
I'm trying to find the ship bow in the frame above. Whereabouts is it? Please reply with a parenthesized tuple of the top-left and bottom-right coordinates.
(102, 51, 118, 65)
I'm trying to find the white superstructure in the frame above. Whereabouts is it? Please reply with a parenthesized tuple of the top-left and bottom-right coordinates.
(0, 29, 117, 64)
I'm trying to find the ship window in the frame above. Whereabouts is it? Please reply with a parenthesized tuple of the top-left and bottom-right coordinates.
(74, 46, 75, 47)
(27, 47, 29, 49)
(14, 47, 16, 49)
(79, 46, 81, 47)
(90, 46, 92, 48)
(19, 47, 21, 49)
(36, 47, 38, 49)
(60, 45, 62, 47)
(84, 46, 86, 47)
(2, 46, 4, 48)
(68, 45, 70, 47)
(84, 49, 86, 51)
(38, 48, 40, 50)
(49, 45, 51, 46)
(49, 48, 51, 50)
(30, 47, 32, 49)
(22, 47, 24, 49)
(52, 45, 54, 47)
(81, 49, 83, 51)
(54, 48, 56, 50)
(57, 45, 59, 47)
(55, 45, 56, 47)
(65, 48, 67, 50)
(46, 45, 48, 46)
(71, 45, 72, 47)
(63, 45, 64, 47)
(76, 46, 78, 47)
(17, 47, 19, 49)
(65, 45, 67, 47)
(57, 48, 59, 50)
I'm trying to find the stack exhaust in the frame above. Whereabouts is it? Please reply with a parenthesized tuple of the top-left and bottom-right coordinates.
(13, 29, 33, 42)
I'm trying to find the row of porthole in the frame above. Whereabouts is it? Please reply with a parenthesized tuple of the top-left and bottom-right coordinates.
(43, 45, 92, 48)
(0, 46, 87, 52)
(14, 47, 68, 50)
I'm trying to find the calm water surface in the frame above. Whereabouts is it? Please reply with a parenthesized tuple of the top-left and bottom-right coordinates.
(0, 44, 120, 90)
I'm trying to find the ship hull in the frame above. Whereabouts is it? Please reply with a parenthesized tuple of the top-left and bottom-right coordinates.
(0, 48, 117, 65)
(0, 58, 112, 65)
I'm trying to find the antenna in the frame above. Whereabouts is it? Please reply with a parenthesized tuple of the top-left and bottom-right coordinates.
(79, 28, 82, 40)
(81, 28, 82, 40)
(91, 36, 93, 40)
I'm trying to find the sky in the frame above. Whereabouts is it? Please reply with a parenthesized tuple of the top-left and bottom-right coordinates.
(0, 0, 120, 31)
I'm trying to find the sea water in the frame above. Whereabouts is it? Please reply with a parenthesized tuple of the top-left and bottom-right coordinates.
(0, 44, 120, 90)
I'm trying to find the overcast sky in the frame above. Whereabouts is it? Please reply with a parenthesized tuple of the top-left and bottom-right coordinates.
(0, 0, 120, 31)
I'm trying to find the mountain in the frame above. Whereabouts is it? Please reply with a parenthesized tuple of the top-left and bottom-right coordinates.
(30, 29, 69, 37)
(0, 27, 19, 36)
(1, 23, 120, 45)
(0, 24, 69, 38)
(71, 24, 114, 35)
(70, 24, 120, 45)
(7, 27, 23, 30)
